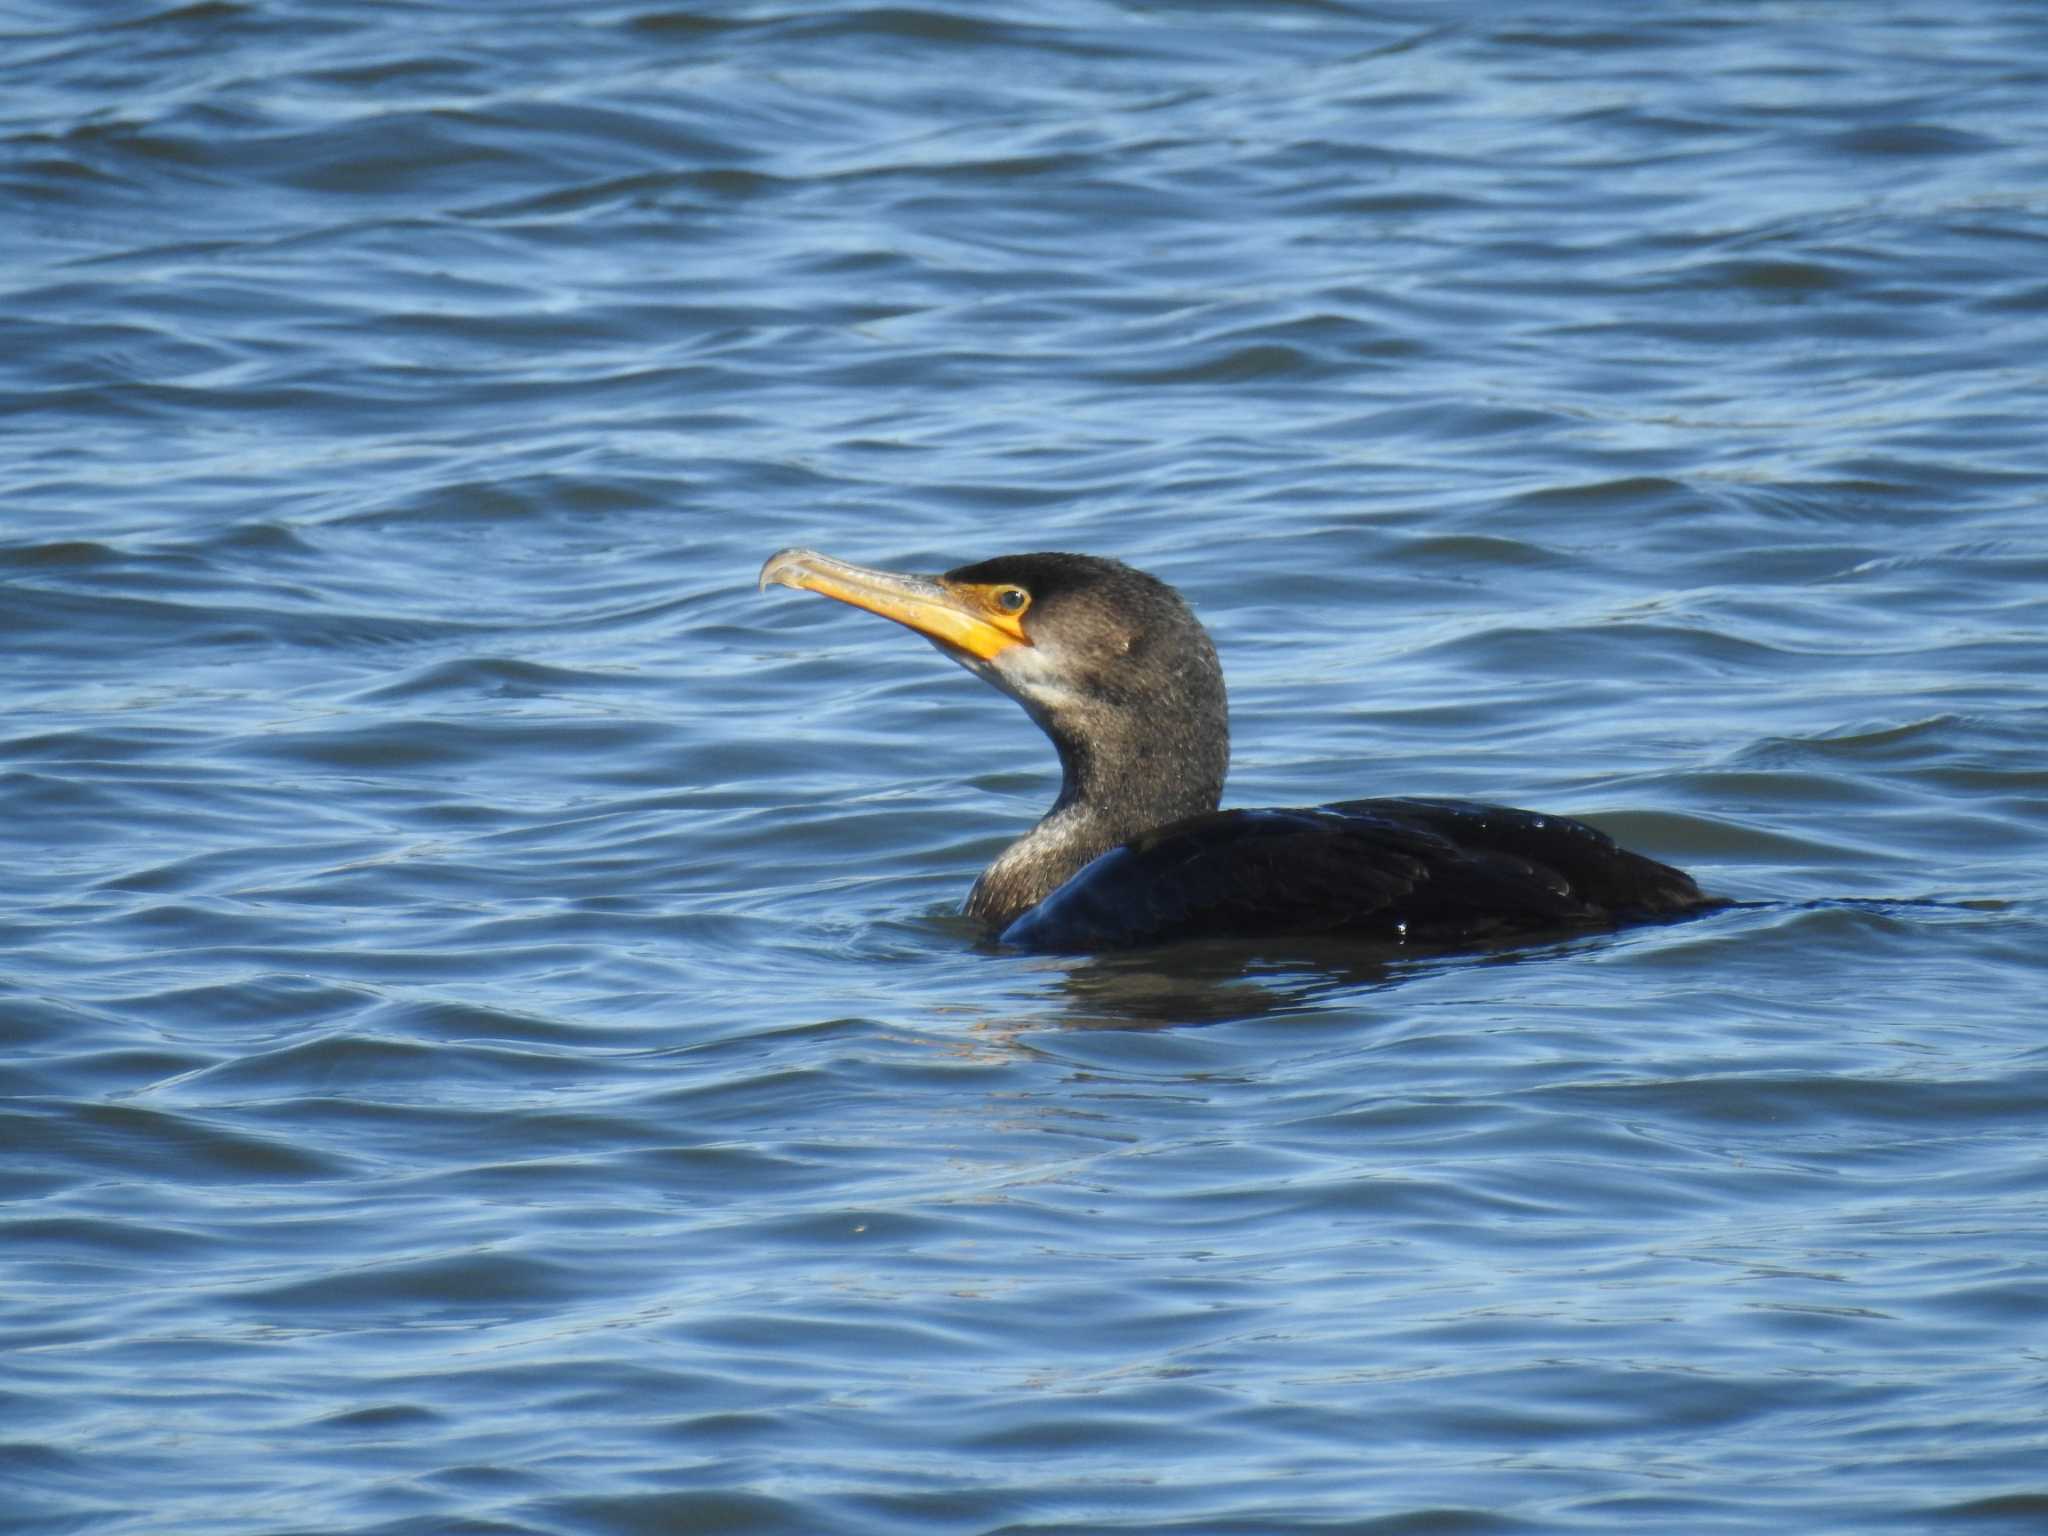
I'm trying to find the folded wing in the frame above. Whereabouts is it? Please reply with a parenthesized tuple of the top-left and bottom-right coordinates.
(999, 797, 1711, 953)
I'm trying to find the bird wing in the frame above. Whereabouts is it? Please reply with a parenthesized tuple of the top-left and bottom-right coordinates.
(997, 798, 1706, 953)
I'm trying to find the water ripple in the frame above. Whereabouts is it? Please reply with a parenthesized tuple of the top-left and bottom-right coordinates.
(4, 1, 2047, 1533)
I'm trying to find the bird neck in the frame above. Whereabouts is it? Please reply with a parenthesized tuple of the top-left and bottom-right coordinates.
(965, 694, 1229, 931)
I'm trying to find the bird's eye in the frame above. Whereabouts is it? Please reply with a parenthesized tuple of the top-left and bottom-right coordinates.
(993, 588, 1029, 614)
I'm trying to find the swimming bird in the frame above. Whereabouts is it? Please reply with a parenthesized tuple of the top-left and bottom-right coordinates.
(759, 548, 1718, 953)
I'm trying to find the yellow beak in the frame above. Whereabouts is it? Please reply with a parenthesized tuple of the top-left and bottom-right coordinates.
(759, 548, 1027, 661)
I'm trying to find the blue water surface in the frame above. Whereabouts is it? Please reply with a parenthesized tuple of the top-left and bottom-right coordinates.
(4, 3, 2047, 1533)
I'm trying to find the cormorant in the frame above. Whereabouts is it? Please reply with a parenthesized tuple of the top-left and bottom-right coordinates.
(759, 548, 1718, 953)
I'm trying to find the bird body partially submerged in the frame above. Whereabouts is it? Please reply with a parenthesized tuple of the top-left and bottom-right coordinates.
(759, 548, 1718, 954)
(999, 798, 1709, 953)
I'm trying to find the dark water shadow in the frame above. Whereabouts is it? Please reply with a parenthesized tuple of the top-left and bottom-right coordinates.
(1010, 927, 1641, 1030)
(963, 894, 2001, 1031)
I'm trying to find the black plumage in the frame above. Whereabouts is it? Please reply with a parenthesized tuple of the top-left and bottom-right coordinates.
(760, 548, 1719, 953)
